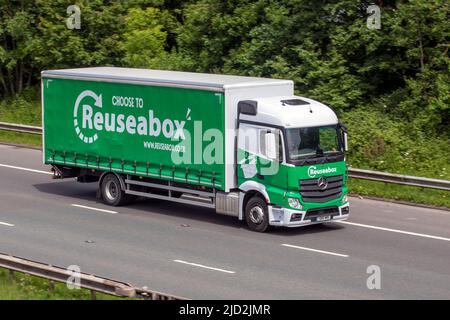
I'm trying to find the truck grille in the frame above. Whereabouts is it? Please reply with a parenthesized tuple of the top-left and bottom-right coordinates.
(299, 175, 343, 203)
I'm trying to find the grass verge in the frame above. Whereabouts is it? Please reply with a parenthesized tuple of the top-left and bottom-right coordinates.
(0, 268, 127, 300)
(348, 179, 449, 209)
(0, 130, 41, 148)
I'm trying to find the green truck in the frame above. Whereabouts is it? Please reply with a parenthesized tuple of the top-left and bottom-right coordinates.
(42, 67, 349, 232)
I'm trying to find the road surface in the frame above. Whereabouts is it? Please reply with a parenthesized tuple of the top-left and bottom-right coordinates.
(0, 144, 449, 299)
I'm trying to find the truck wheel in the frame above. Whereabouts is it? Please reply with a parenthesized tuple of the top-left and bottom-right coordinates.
(100, 174, 129, 206)
(245, 196, 270, 232)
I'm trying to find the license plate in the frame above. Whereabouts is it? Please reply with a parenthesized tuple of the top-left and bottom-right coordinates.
(317, 215, 331, 222)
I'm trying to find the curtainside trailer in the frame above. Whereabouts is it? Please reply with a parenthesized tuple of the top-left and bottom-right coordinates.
(41, 67, 349, 232)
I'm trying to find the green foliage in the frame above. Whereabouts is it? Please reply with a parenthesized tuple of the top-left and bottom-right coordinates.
(0, 268, 126, 300)
(0, 87, 40, 125)
(121, 7, 180, 69)
(0, 0, 174, 96)
(348, 179, 450, 209)
(0, 130, 42, 147)
(121, 7, 167, 68)
(342, 108, 449, 179)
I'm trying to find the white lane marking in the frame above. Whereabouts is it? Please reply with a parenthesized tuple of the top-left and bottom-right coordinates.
(70, 204, 117, 214)
(335, 221, 450, 242)
(173, 259, 235, 274)
(0, 221, 14, 227)
(281, 244, 349, 258)
(0, 163, 52, 175)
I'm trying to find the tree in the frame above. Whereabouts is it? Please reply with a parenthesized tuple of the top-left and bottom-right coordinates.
(0, 0, 39, 95)
(121, 7, 178, 69)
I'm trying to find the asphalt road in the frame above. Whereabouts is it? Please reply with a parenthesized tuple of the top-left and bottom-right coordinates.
(0, 144, 449, 299)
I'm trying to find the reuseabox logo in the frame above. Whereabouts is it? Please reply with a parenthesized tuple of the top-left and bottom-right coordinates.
(73, 90, 186, 144)
(307, 165, 337, 178)
(73, 90, 102, 144)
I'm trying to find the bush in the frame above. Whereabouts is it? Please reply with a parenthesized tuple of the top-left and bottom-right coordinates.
(342, 108, 450, 179)
(0, 87, 41, 126)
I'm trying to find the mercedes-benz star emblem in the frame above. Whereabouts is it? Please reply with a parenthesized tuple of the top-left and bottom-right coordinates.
(317, 176, 328, 190)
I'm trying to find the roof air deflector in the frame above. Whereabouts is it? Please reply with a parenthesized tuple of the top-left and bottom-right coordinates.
(281, 99, 309, 106)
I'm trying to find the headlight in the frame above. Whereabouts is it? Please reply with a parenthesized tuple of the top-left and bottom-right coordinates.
(288, 197, 303, 209)
(341, 194, 348, 204)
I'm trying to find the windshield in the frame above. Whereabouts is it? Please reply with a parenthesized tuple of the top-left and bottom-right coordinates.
(285, 125, 342, 160)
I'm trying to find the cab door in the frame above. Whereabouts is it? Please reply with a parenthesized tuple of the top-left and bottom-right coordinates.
(237, 124, 287, 204)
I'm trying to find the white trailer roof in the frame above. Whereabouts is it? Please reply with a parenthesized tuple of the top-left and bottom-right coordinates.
(42, 67, 293, 92)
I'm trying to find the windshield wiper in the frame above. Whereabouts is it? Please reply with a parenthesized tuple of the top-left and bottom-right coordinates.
(292, 150, 342, 165)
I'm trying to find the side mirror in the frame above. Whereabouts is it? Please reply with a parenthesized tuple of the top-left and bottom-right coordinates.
(343, 132, 348, 151)
(339, 122, 349, 152)
(265, 132, 277, 160)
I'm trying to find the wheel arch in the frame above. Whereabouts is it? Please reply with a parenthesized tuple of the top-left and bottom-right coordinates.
(98, 171, 126, 191)
(238, 181, 270, 220)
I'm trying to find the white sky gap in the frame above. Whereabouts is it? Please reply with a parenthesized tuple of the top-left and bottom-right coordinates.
(0, 163, 52, 175)
(281, 244, 349, 258)
(71, 204, 117, 214)
(173, 259, 236, 274)
(0, 221, 14, 227)
(335, 221, 450, 242)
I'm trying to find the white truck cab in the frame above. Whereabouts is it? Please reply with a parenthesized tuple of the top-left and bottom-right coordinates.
(236, 95, 349, 231)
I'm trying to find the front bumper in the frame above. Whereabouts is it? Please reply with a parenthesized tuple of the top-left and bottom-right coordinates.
(268, 203, 349, 227)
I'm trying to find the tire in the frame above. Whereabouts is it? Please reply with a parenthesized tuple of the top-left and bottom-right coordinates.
(245, 196, 270, 232)
(100, 174, 130, 206)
